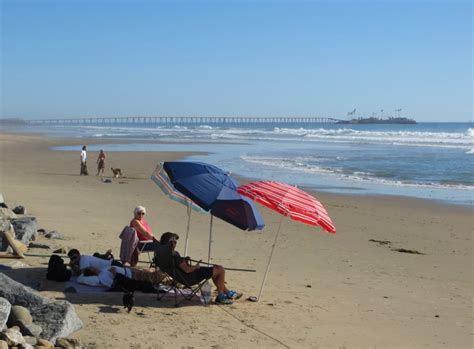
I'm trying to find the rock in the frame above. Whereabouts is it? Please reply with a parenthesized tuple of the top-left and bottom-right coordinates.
(0, 327, 25, 346)
(53, 247, 67, 254)
(55, 337, 82, 348)
(44, 231, 63, 240)
(0, 339, 7, 349)
(17, 320, 42, 337)
(0, 298, 11, 331)
(12, 206, 25, 215)
(36, 339, 54, 348)
(19, 343, 34, 349)
(0, 274, 49, 309)
(8, 305, 33, 326)
(0, 208, 16, 220)
(30, 301, 83, 343)
(22, 336, 37, 346)
(11, 217, 38, 244)
(28, 243, 50, 250)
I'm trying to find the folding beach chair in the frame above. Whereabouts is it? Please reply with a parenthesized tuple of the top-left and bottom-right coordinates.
(138, 240, 154, 265)
(153, 242, 211, 307)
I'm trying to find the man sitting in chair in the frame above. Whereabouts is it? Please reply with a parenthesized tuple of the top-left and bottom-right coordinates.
(160, 232, 242, 305)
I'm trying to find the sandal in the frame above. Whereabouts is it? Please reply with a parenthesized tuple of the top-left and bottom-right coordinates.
(226, 290, 243, 300)
(215, 293, 233, 305)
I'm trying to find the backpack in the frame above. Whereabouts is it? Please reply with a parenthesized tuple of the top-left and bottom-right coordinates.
(46, 254, 72, 282)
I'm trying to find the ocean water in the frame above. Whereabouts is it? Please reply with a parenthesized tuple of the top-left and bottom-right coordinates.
(5, 122, 473, 206)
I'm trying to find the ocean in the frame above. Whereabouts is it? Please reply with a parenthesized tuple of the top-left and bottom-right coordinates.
(5, 122, 473, 206)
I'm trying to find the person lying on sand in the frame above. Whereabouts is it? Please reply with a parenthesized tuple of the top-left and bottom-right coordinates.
(68, 248, 123, 276)
(77, 265, 168, 289)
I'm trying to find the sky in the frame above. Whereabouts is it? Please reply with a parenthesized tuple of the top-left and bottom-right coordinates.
(1, 0, 472, 122)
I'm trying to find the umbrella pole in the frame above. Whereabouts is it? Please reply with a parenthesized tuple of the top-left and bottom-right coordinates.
(184, 204, 192, 257)
(257, 215, 284, 302)
(208, 215, 213, 264)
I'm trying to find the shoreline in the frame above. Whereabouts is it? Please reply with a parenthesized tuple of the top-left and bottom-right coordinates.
(0, 131, 472, 348)
(3, 129, 471, 210)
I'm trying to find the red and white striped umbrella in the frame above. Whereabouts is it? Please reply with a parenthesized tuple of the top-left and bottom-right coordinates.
(237, 180, 336, 233)
(237, 180, 336, 302)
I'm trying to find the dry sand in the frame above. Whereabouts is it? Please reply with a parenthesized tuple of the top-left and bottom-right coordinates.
(0, 132, 472, 348)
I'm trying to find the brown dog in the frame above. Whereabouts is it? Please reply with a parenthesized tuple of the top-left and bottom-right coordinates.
(111, 168, 123, 178)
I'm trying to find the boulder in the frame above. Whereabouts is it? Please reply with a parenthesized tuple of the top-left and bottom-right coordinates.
(30, 301, 83, 344)
(12, 206, 26, 215)
(11, 217, 38, 244)
(0, 340, 7, 349)
(0, 274, 49, 308)
(17, 320, 42, 337)
(8, 305, 33, 326)
(0, 297, 11, 331)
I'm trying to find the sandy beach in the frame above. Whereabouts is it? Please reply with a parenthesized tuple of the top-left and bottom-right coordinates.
(0, 132, 472, 348)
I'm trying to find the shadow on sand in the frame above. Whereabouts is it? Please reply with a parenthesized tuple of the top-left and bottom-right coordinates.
(1, 266, 201, 311)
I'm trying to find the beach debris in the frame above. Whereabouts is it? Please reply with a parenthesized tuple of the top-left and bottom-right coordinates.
(28, 242, 50, 249)
(12, 206, 26, 215)
(44, 230, 63, 240)
(0, 228, 25, 259)
(305, 284, 312, 288)
(369, 239, 392, 246)
(102, 178, 112, 183)
(11, 217, 38, 244)
(435, 314, 439, 318)
(392, 248, 425, 255)
(0, 274, 83, 344)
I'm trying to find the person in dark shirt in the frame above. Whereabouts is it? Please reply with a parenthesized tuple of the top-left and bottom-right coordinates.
(160, 232, 242, 305)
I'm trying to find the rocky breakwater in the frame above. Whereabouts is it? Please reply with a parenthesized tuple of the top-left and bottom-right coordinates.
(0, 273, 83, 348)
(0, 196, 83, 348)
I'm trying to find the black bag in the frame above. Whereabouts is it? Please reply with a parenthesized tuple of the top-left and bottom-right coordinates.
(46, 255, 72, 282)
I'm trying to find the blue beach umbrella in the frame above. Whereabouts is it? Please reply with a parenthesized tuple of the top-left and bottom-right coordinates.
(151, 165, 207, 256)
(163, 161, 265, 263)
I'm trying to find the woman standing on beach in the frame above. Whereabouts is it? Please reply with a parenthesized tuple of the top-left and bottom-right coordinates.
(96, 149, 106, 176)
(80, 145, 88, 175)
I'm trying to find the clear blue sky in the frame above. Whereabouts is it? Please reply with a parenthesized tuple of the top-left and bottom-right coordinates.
(1, 0, 472, 121)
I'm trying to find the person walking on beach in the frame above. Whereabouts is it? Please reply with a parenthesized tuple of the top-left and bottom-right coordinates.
(80, 145, 88, 175)
(96, 149, 106, 176)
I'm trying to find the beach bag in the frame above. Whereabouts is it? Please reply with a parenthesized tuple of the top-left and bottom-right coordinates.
(46, 254, 72, 282)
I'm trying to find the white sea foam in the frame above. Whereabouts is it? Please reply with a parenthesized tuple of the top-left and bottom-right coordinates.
(240, 154, 474, 191)
(466, 149, 474, 154)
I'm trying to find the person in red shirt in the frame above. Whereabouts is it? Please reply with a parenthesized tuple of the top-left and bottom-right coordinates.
(129, 206, 156, 266)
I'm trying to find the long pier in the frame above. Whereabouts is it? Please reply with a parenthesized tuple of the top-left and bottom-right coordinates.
(24, 116, 342, 126)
